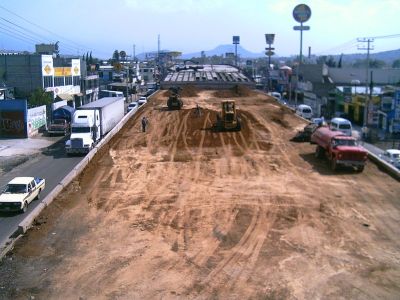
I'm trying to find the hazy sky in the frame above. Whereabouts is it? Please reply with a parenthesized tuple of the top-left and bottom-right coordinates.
(1, 0, 399, 58)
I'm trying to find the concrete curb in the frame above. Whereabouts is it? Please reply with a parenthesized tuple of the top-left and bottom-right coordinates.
(367, 151, 400, 181)
(0, 107, 138, 260)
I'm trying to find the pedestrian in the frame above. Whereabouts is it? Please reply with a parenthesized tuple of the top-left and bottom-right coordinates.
(141, 116, 148, 132)
(196, 103, 201, 117)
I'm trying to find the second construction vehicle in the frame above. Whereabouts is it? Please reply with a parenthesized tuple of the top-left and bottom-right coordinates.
(167, 86, 183, 110)
(215, 100, 241, 131)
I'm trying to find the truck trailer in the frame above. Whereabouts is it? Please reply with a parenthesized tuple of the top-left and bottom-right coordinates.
(65, 97, 125, 154)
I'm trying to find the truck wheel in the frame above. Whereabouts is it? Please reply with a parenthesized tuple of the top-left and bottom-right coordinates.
(331, 159, 337, 171)
(35, 190, 41, 200)
(357, 165, 364, 173)
(315, 146, 324, 159)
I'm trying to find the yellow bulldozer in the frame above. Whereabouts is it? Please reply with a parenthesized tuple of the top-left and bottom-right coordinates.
(215, 100, 241, 131)
(167, 86, 183, 110)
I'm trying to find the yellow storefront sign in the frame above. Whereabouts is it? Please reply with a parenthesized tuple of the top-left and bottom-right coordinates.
(54, 67, 72, 76)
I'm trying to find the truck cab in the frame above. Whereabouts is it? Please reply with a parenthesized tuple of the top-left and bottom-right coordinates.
(65, 110, 100, 154)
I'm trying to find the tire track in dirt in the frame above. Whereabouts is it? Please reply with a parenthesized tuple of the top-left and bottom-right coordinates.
(191, 111, 212, 183)
(196, 199, 274, 298)
(239, 113, 260, 152)
(169, 110, 190, 162)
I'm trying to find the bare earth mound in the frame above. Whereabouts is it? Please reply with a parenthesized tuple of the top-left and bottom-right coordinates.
(1, 90, 400, 299)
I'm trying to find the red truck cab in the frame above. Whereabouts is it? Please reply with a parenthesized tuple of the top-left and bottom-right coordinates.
(311, 127, 368, 172)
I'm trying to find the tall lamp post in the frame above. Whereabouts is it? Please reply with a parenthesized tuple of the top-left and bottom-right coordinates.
(233, 36, 240, 67)
(265, 34, 275, 92)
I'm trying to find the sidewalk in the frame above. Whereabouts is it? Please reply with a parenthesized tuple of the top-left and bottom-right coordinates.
(0, 135, 58, 157)
(0, 134, 62, 175)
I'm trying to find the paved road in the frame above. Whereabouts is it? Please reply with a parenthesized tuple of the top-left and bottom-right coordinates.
(0, 138, 84, 247)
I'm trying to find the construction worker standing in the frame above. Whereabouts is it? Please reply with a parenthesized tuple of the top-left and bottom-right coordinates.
(141, 116, 148, 132)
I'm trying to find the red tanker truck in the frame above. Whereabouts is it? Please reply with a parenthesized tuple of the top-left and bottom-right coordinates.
(310, 126, 368, 172)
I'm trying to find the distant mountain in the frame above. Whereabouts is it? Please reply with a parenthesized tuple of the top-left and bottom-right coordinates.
(181, 44, 263, 59)
(337, 49, 400, 64)
(135, 46, 400, 64)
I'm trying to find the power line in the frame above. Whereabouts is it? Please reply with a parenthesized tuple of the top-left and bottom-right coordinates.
(369, 33, 400, 39)
(315, 39, 359, 55)
(0, 18, 82, 54)
(0, 27, 38, 46)
(0, 4, 96, 56)
(0, 4, 87, 51)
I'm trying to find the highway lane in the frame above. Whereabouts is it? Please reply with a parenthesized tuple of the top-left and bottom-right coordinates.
(0, 138, 84, 247)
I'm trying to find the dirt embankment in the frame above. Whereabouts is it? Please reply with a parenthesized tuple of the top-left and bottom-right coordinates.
(1, 90, 400, 300)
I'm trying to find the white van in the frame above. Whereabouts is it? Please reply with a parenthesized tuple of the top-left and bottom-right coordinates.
(268, 92, 282, 101)
(99, 90, 124, 98)
(295, 104, 313, 119)
(330, 117, 352, 136)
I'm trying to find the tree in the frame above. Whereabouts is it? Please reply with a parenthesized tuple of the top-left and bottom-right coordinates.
(392, 59, 400, 68)
(326, 56, 336, 67)
(28, 88, 52, 108)
(112, 50, 120, 61)
(353, 59, 386, 68)
(338, 54, 343, 68)
(316, 55, 336, 67)
(89, 51, 93, 65)
(316, 55, 327, 65)
(369, 59, 386, 68)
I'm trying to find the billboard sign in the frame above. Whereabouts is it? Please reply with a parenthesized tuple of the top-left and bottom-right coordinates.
(293, 4, 311, 23)
(293, 25, 310, 30)
(265, 34, 275, 44)
(232, 36, 240, 44)
(71, 59, 81, 76)
(41, 55, 54, 76)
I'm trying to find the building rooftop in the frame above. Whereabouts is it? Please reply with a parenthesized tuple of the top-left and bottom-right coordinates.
(161, 64, 254, 89)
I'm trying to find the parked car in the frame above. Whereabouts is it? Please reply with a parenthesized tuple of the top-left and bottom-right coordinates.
(379, 149, 400, 169)
(127, 102, 139, 113)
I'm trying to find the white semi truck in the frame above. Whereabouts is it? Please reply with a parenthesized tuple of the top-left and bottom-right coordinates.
(65, 97, 125, 154)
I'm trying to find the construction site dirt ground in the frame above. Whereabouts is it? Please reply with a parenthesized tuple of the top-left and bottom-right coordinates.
(1, 90, 400, 299)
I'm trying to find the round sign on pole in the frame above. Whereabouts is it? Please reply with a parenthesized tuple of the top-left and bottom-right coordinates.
(293, 4, 311, 23)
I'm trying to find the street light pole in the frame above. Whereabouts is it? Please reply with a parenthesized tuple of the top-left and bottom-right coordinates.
(265, 34, 275, 92)
(232, 36, 240, 67)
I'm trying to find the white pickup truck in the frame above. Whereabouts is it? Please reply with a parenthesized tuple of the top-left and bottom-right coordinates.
(0, 177, 45, 213)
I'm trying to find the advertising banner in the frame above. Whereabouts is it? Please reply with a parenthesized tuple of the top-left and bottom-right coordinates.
(27, 105, 47, 136)
(54, 67, 72, 76)
(0, 111, 26, 138)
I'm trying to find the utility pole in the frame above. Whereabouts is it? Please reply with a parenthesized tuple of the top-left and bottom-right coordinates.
(358, 37, 374, 127)
(133, 44, 136, 62)
(157, 34, 160, 65)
